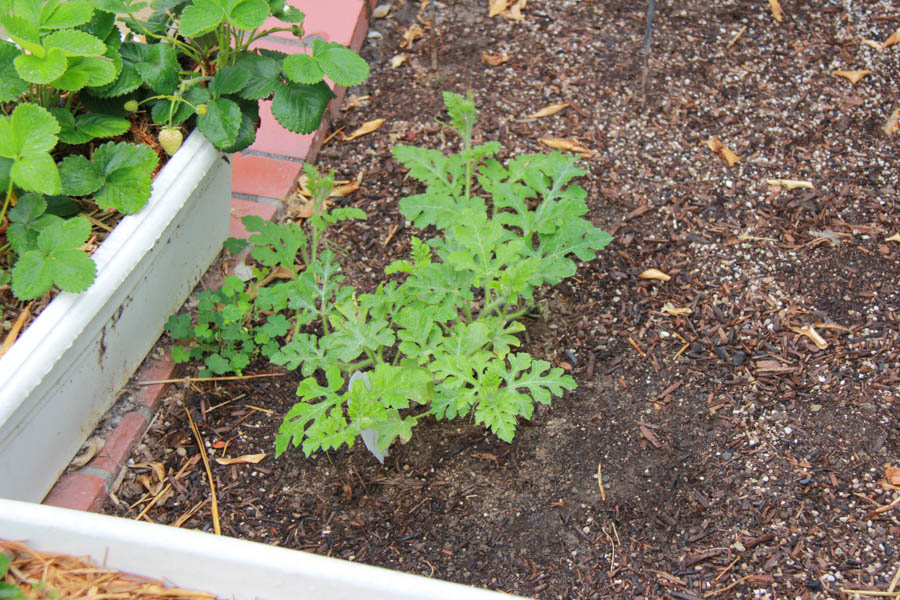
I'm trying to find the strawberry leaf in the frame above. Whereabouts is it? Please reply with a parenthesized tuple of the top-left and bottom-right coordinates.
(179, 0, 224, 37)
(282, 53, 323, 85)
(0, 103, 61, 194)
(271, 80, 335, 134)
(197, 97, 242, 148)
(312, 40, 369, 87)
(10, 216, 96, 299)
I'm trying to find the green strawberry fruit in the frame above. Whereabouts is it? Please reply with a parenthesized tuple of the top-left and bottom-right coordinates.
(123, 99, 139, 112)
(159, 127, 183, 155)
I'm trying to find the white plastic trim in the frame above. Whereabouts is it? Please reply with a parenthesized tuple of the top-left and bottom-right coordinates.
(0, 499, 523, 600)
(0, 130, 231, 502)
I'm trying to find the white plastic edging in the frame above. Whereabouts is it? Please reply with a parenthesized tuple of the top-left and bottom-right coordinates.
(0, 130, 231, 502)
(0, 499, 525, 600)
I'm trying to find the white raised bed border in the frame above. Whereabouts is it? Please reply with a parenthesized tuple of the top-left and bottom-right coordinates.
(0, 499, 523, 600)
(0, 130, 231, 502)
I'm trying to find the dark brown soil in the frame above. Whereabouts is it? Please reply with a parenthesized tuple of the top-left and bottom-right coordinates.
(102, 1, 899, 598)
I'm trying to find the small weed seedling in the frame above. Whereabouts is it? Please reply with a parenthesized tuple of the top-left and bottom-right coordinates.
(0, 551, 27, 599)
(165, 165, 365, 376)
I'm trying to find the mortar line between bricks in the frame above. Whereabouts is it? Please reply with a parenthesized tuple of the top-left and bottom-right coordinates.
(76, 466, 116, 487)
(233, 193, 287, 211)
(240, 149, 305, 163)
(42, 5, 372, 514)
(135, 404, 157, 421)
(261, 33, 319, 48)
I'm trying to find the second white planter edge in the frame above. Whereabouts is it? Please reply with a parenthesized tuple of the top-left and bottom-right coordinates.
(0, 499, 525, 600)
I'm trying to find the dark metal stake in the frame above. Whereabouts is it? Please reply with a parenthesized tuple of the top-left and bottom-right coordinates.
(641, 0, 656, 106)
(428, 0, 438, 71)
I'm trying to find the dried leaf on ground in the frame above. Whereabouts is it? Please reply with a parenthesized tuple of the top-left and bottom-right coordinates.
(215, 453, 267, 465)
(808, 228, 842, 246)
(400, 24, 424, 48)
(862, 39, 883, 50)
(133, 461, 166, 483)
(296, 173, 363, 207)
(886, 465, 900, 486)
(342, 94, 370, 111)
(639, 424, 662, 448)
(768, 0, 783, 23)
(766, 178, 813, 190)
(705, 137, 739, 166)
(291, 198, 324, 219)
(489, 0, 510, 17)
(232, 260, 253, 281)
(372, 3, 392, 19)
(526, 103, 569, 119)
(539, 137, 593, 155)
(884, 109, 900, 135)
(661, 303, 692, 316)
(263, 266, 296, 284)
(71, 437, 105, 468)
(639, 268, 671, 281)
(481, 51, 510, 66)
(789, 325, 828, 349)
(833, 70, 871, 84)
(331, 172, 364, 197)
(343, 118, 386, 141)
(505, 0, 526, 21)
(391, 54, 409, 68)
(883, 28, 900, 49)
(886, 233, 900, 243)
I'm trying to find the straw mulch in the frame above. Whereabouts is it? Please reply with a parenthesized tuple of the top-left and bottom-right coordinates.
(1, 540, 216, 599)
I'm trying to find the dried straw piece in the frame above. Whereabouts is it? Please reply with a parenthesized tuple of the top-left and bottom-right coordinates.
(1, 540, 216, 599)
(185, 407, 221, 535)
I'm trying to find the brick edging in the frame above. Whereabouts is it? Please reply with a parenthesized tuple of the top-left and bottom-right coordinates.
(43, 0, 373, 512)
(44, 355, 177, 511)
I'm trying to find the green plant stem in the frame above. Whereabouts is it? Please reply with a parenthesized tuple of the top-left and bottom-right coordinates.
(462, 298, 473, 323)
(340, 358, 373, 371)
(243, 26, 297, 49)
(503, 305, 529, 321)
(319, 308, 330, 336)
(0, 181, 15, 227)
(478, 297, 504, 321)
(463, 132, 473, 203)
(364, 348, 377, 365)
(310, 225, 322, 265)
(123, 16, 204, 66)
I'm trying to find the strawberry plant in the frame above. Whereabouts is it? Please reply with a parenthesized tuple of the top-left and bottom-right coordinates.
(114, 0, 370, 152)
(1, 0, 368, 301)
(0, 0, 161, 299)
